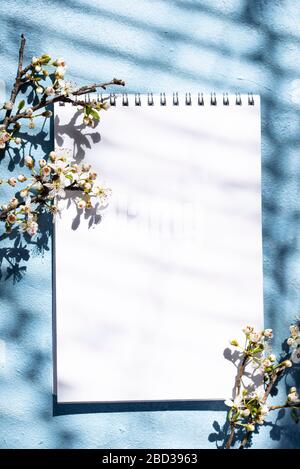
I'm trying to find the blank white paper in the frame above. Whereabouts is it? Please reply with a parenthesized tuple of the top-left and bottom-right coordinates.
(54, 94, 263, 402)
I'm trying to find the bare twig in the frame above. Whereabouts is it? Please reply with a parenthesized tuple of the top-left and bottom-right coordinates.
(3, 34, 26, 128)
(73, 78, 125, 96)
(269, 403, 300, 411)
(225, 425, 236, 449)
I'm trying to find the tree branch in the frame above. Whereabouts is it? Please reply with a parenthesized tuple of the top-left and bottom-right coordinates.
(1, 35, 125, 130)
(225, 353, 249, 449)
(73, 78, 125, 96)
(238, 366, 286, 449)
(269, 403, 300, 411)
(0, 184, 85, 220)
(6, 79, 125, 126)
(225, 425, 236, 449)
(3, 34, 26, 127)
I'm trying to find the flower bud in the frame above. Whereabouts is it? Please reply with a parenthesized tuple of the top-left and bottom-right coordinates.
(84, 182, 92, 191)
(42, 110, 53, 117)
(31, 56, 38, 65)
(82, 163, 91, 172)
(29, 119, 35, 129)
(26, 108, 33, 116)
(39, 159, 47, 167)
(264, 328, 273, 338)
(49, 151, 57, 162)
(290, 325, 299, 337)
(20, 189, 29, 198)
(230, 339, 239, 347)
(55, 66, 65, 79)
(17, 174, 27, 182)
(36, 86, 43, 94)
(101, 101, 110, 110)
(9, 197, 19, 208)
(243, 325, 253, 335)
(4, 101, 13, 110)
(83, 116, 91, 126)
(77, 199, 86, 209)
(35, 65, 42, 73)
(282, 360, 292, 368)
(7, 213, 17, 224)
(56, 58, 66, 67)
(24, 155, 34, 169)
(245, 424, 255, 432)
(8, 177, 17, 187)
(89, 171, 97, 180)
(269, 354, 276, 362)
(15, 137, 21, 145)
(42, 166, 51, 176)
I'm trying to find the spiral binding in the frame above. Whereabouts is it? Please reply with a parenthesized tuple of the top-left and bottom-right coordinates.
(59, 92, 255, 106)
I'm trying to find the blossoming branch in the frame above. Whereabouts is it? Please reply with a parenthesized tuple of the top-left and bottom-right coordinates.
(224, 324, 300, 449)
(0, 34, 125, 235)
(0, 151, 111, 236)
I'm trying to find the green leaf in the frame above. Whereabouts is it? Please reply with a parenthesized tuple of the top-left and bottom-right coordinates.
(90, 109, 100, 121)
(18, 100, 25, 111)
(85, 105, 92, 116)
(40, 54, 51, 63)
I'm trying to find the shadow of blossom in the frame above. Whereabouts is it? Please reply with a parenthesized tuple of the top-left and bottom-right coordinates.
(208, 419, 256, 449)
(0, 233, 30, 283)
(54, 111, 101, 162)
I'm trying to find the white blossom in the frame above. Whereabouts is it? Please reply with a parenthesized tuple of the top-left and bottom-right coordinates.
(21, 218, 38, 236)
(249, 331, 261, 343)
(45, 86, 55, 96)
(4, 101, 13, 110)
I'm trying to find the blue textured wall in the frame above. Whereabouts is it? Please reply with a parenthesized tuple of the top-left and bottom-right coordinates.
(0, 0, 300, 449)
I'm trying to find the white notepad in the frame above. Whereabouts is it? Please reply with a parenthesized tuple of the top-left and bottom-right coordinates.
(54, 94, 263, 402)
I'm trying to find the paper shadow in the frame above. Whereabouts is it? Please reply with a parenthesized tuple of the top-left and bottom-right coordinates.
(52, 395, 226, 415)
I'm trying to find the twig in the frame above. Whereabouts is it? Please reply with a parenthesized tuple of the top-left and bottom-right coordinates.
(3, 34, 26, 128)
(225, 353, 249, 449)
(6, 80, 125, 127)
(2, 35, 125, 130)
(225, 424, 236, 449)
(238, 366, 285, 449)
(73, 78, 125, 96)
(0, 184, 84, 220)
(269, 403, 300, 411)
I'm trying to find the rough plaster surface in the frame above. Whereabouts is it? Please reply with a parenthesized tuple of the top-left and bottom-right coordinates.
(0, 0, 299, 449)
